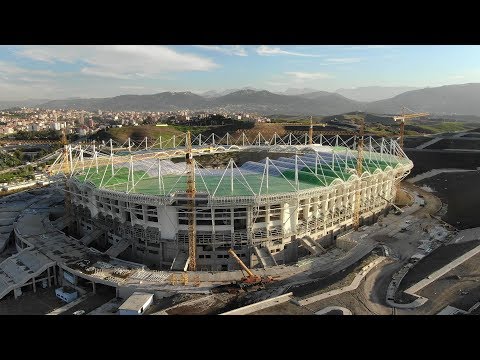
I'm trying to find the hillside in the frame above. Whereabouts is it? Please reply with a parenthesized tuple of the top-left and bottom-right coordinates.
(38, 89, 362, 115)
(94, 125, 183, 143)
(211, 90, 362, 115)
(41, 92, 209, 112)
(335, 86, 419, 102)
(365, 83, 480, 116)
(34, 83, 480, 117)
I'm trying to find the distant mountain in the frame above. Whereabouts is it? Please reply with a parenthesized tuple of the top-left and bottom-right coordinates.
(365, 83, 480, 116)
(34, 83, 480, 116)
(200, 90, 222, 98)
(40, 92, 209, 112)
(296, 91, 339, 99)
(336, 86, 419, 102)
(0, 99, 51, 110)
(281, 88, 319, 96)
(211, 89, 362, 115)
(200, 87, 259, 98)
(38, 89, 362, 115)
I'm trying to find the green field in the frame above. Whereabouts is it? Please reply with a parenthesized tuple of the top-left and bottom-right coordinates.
(415, 122, 468, 133)
(76, 153, 402, 197)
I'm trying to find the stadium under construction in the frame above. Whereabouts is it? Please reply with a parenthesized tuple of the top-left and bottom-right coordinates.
(48, 131, 412, 273)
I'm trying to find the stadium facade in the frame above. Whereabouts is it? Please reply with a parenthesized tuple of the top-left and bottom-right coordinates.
(57, 132, 412, 271)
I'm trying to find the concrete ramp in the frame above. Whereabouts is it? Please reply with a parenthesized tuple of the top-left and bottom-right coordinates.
(0, 233, 11, 253)
(51, 215, 73, 231)
(0, 249, 55, 300)
(80, 229, 104, 246)
(254, 246, 277, 268)
(170, 251, 189, 271)
(416, 137, 441, 149)
(299, 236, 325, 255)
(105, 238, 131, 257)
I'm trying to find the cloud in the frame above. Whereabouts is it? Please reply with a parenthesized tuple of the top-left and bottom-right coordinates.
(256, 45, 324, 57)
(0, 61, 57, 82)
(16, 45, 219, 79)
(449, 75, 465, 80)
(265, 81, 289, 87)
(343, 45, 395, 50)
(325, 57, 362, 64)
(194, 45, 247, 56)
(285, 72, 333, 80)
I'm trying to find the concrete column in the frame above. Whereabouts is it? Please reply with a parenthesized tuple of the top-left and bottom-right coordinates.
(32, 277, 36, 293)
(54, 267, 59, 286)
(92, 281, 96, 294)
(47, 267, 51, 287)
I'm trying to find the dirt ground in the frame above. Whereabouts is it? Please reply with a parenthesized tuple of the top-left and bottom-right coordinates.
(61, 287, 116, 315)
(405, 149, 480, 176)
(289, 253, 376, 298)
(296, 260, 400, 315)
(252, 301, 314, 315)
(402, 182, 442, 216)
(0, 242, 17, 263)
(403, 137, 434, 149)
(0, 287, 64, 315)
(396, 240, 480, 301)
(427, 138, 480, 150)
(395, 188, 414, 207)
(417, 171, 480, 229)
(413, 252, 480, 314)
(165, 293, 237, 315)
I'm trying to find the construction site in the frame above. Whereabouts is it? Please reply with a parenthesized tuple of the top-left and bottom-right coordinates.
(2, 114, 480, 315)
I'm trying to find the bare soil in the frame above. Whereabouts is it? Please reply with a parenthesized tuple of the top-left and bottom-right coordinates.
(396, 240, 480, 300)
(417, 171, 480, 229)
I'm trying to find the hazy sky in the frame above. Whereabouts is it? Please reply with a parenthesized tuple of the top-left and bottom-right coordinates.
(0, 45, 479, 100)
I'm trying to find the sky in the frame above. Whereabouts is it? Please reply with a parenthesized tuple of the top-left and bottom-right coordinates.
(0, 45, 480, 100)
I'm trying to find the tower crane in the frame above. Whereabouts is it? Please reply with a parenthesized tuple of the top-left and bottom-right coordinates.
(391, 108, 428, 214)
(60, 125, 73, 234)
(186, 131, 197, 271)
(353, 118, 365, 230)
(309, 116, 314, 145)
(393, 107, 429, 149)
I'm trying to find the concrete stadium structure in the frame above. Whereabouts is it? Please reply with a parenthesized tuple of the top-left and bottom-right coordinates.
(54, 132, 413, 272)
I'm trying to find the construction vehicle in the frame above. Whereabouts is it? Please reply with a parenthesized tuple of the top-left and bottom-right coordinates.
(227, 248, 273, 289)
(393, 107, 429, 149)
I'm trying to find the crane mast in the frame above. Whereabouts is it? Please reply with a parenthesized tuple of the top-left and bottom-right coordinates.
(353, 119, 365, 230)
(309, 116, 313, 145)
(393, 108, 429, 149)
(61, 125, 73, 234)
(186, 131, 197, 271)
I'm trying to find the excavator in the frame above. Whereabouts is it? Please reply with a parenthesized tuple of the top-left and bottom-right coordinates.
(227, 248, 274, 290)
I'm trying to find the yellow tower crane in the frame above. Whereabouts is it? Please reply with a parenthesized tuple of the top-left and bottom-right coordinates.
(309, 116, 314, 145)
(393, 107, 429, 149)
(391, 108, 429, 213)
(60, 125, 74, 234)
(353, 119, 365, 230)
(186, 131, 197, 271)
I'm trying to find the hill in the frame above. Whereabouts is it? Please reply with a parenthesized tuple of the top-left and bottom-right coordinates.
(94, 125, 183, 143)
(335, 86, 419, 102)
(40, 92, 209, 112)
(211, 90, 362, 115)
(365, 83, 480, 116)
(38, 89, 362, 115)
(0, 99, 51, 110)
(35, 83, 480, 117)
